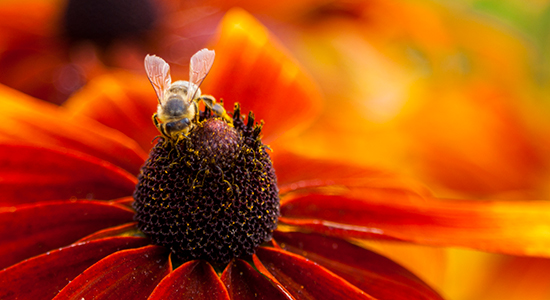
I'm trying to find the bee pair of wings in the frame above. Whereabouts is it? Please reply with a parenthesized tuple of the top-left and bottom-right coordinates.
(144, 49, 215, 105)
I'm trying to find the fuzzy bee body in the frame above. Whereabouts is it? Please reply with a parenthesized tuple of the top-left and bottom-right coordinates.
(145, 49, 230, 142)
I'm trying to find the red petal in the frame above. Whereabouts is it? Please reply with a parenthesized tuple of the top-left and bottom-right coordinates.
(53, 245, 171, 300)
(0, 236, 149, 300)
(203, 9, 322, 142)
(273, 151, 390, 186)
(77, 222, 139, 242)
(0, 84, 147, 174)
(280, 188, 550, 257)
(254, 247, 375, 300)
(221, 259, 293, 300)
(0, 200, 134, 269)
(273, 231, 443, 300)
(272, 151, 431, 197)
(0, 144, 137, 205)
(113, 196, 135, 208)
(148, 260, 230, 300)
(63, 72, 160, 152)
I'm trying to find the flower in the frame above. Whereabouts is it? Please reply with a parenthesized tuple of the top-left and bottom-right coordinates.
(2, 8, 550, 300)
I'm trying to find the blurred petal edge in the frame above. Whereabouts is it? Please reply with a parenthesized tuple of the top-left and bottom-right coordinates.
(204, 8, 323, 142)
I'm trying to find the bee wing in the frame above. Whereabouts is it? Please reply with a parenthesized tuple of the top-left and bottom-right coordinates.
(188, 48, 215, 102)
(144, 54, 172, 105)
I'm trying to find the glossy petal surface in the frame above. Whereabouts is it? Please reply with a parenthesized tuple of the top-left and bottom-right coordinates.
(203, 9, 322, 141)
(0, 200, 134, 269)
(149, 260, 230, 300)
(274, 231, 443, 300)
(0, 84, 146, 174)
(0, 144, 136, 205)
(77, 222, 139, 242)
(280, 188, 550, 256)
(255, 247, 375, 300)
(54, 245, 171, 300)
(0, 237, 149, 300)
(221, 259, 292, 300)
(64, 72, 159, 152)
(273, 151, 392, 188)
(271, 151, 432, 198)
(113, 196, 135, 207)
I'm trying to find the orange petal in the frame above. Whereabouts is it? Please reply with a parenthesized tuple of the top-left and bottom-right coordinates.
(404, 82, 546, 197)
(0, 0, 59, 41)
(442, 249, 550, 300)
(77, 222, 139, 242)
(203, 8, 323, 142)
(280, 186, 550, 257)
(63, 71, 159, 152)
(272, 150, 431, 197)
(469, 256, 550, 300)
(0, 84, 147, 174)
(0, 1, 95, 104)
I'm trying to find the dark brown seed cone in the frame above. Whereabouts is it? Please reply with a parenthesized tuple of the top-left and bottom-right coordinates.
(133, 105, 279, 264)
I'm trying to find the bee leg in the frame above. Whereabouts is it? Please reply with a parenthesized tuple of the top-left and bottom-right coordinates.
(199, 95, 233, 125)
(151, 135, 163, 144)
(152, 113, 170, 142)
(152, 113, 161, 129)
(192, 100, 199, 122)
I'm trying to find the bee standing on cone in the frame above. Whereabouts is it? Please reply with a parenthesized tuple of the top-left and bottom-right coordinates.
(144, 49, 232, 142)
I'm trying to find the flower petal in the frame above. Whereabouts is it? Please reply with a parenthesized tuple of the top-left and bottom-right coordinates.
(0, 144, 137, 205)
(63, 72, 159, 152)
(403, 83, 546, 197)
(0, 236, 149, 300)
(0, 1, 57, 40)
(272, 150, 386, 189)
(254, 247, 375, 300)
(113, 196, 135, 208)
(148, 260, 230, 300)
(280, 188, 550, 257)
(77, 222, 139, 242)
(272, 150, 431, 197)
(203, 8, 322, 141)
(0, 84, 147, 174)
(462, 255, 550, 300)
(53, 245, 171, 300)
(221, 259, 293, 300)
(273, 231, 443, 300)
(0, 200, 134, 269)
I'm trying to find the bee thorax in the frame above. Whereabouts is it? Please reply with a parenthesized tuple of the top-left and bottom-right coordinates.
(164, 98, 185, 115)
(159, 98, 194, 121)
(170, 80, 202, 100)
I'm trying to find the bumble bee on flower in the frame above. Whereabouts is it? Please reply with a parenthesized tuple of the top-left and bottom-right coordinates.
(144, 49, 232, 142)
(136, 49, 280, 264)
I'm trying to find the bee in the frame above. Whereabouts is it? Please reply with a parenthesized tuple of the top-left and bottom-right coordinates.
(144, 48, 232, 142)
